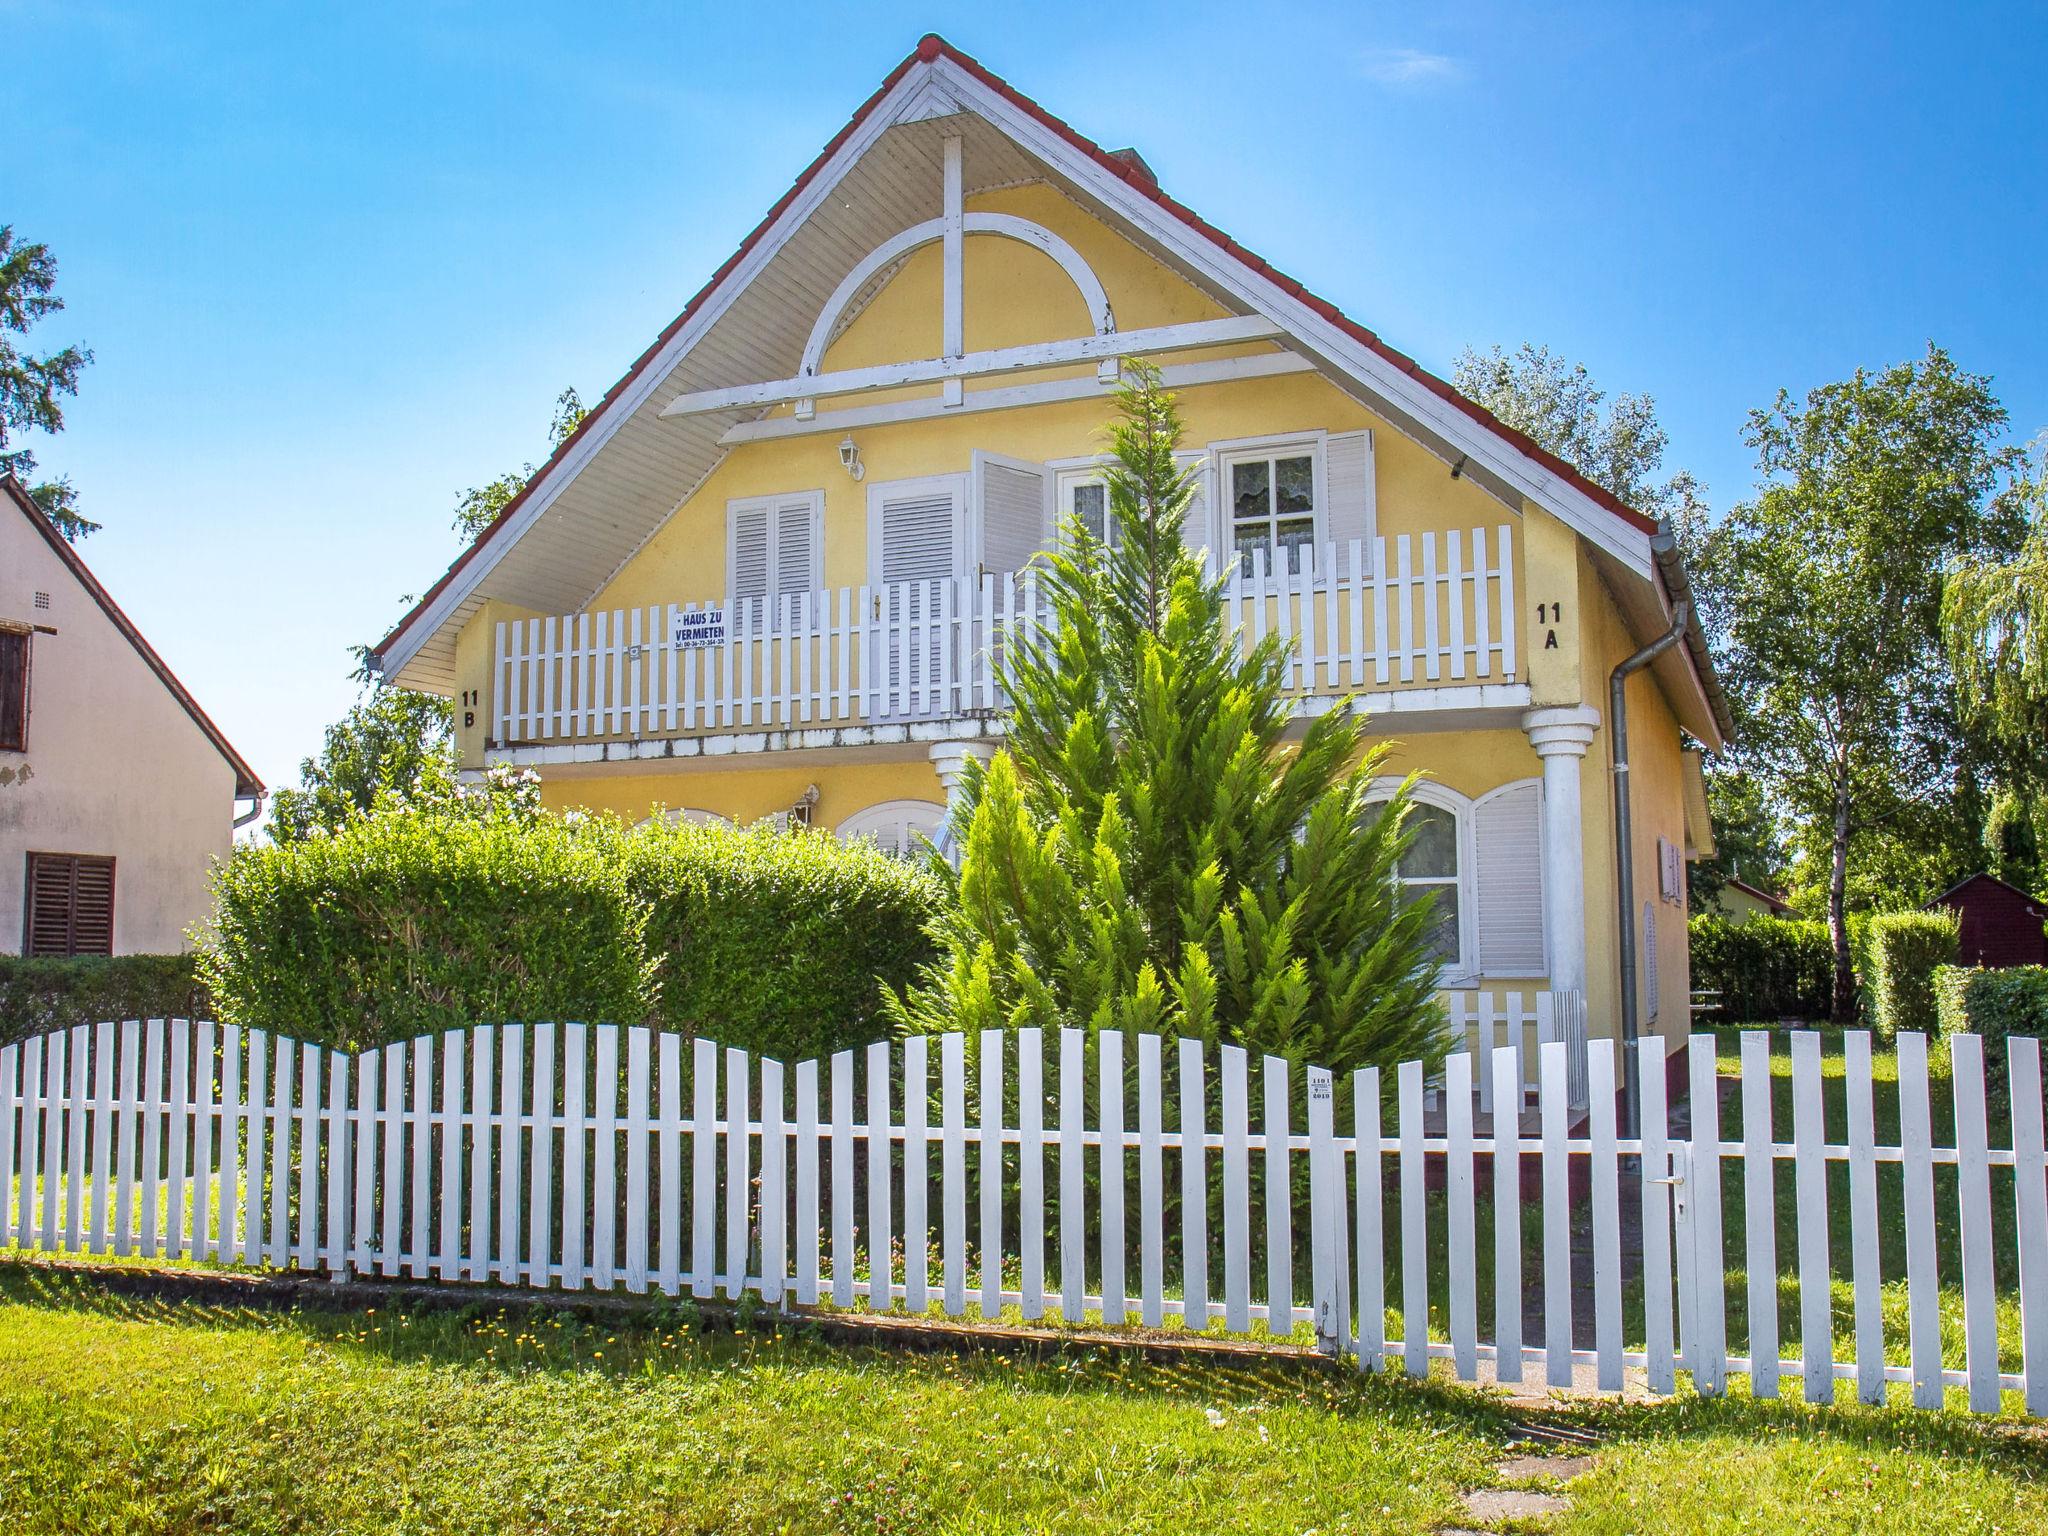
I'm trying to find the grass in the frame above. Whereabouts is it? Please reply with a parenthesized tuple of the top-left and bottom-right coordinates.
(1, 1266, 2046, 1534)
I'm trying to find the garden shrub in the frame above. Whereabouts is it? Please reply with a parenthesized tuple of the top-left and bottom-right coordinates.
(625, 817, 943, 1062)
(1687, 914, 1836, 1021)
(0, 954, 214, 1045)
(1865, 909, 1960, 1039)
(199, 804, 654, 1052)
(1935, 965, 2048, 1085)
(198, 804, 941, 1060)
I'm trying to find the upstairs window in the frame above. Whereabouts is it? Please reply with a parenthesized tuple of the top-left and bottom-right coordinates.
(0, 629, 27, 751)
(25, 853, 115, 957)
(1054, 467, 1118, 549)
(728, 493, 823, 614)
(1220, 440, 1322, 578)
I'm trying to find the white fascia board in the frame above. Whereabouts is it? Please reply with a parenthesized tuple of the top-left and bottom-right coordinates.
(379, 63, 946, 682)
(935, 58, 1658, 580)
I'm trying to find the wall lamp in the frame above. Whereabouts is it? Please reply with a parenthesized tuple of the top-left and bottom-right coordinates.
(839, 435, 865, 482)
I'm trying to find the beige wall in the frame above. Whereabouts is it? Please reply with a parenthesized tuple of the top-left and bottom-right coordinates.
(0, 513, 240, 954)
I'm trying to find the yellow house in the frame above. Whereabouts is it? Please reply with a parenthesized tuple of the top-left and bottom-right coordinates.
(372, 36, 1728, 1098)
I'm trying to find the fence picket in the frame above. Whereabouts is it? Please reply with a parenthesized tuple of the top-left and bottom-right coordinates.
(381, 1039, 405, 1276)
(467, 1026, 492, 1281)
(1019, 1028, 1045, 1320)
(1491, 1044, 1523, 1384)
(1588, 1039, 1622, 1392)
(691, 1038, 715, 1299)
(140, 1021, 164, 1258)
(1223, 1045, 1253, 1336)
(1844, 1029, 1884, 1404)
(1138, 1033, 1164, 1329)
(1179, 1037, 1208, 1332)
(1898, 1031, 1943, 1408)
(354, 1049, 379, 1273)
(830, 1050, 854, 1309)
(726, 1046, 750, 1300)
(1398, 1057, 1426, 1377)
(439, 1031, 463, 1281)
(1540, 1040, 1572, 1389)
(796, 1057, 820, 1306)
(1687, 1033, 1727, 1396)
(592, 1025, 619, 1291)
(1059, 1028, 1086, 1324)
(903, 1035, 929, 1314)
(1445, 1052, 1476, 1380)
(408, 1035, 432, 1277)
(1790, 1031, 1832, 1404)
(268, 1035, 292, 1267)
(761, 1057, 786, 1304)
(1354, 1066, 1384, 1371)
(2009, 1037, 2048, 1416)
(561, 1025, 587, 1290)
(943, 1032, 966, 1316)
(1263, 1055, 1291, 1336)
(1741, 1030, 1779, 1397)
(1951, 1033, 2000, 1412)
(19, 1035, 43, 1251)
(295, 1037, 319, 1269)
(866, 1040, 892, 1309)
(216, 1025, 240, 1262)
(0, 1043, 15, 1250)
(1638, 1034, 1675, 1395)
(975, 1031, 1000, 1318)
(90, 1022, 114, 1254)
(324, 1049, 350, 1274)
(1101, 1030, 1127, 1325)
(165, 1021, 188, 1258)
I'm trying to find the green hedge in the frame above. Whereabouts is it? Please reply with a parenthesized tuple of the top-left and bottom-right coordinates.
(198, 805, 942, 1059)
(0, 954, 214, 1045)
(626, 818, 942, 1062)
(1865, 910, 1960, 1040)
(1687, 914, 1837, 1021)
(1935, 965, 2048, 1085)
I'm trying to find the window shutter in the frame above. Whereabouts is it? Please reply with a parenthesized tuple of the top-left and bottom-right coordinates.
(773, 498, 818, 596)
(877, 489, 959, 583)
(1177, 452, 1213, 572)
(972, 453, 1049, 576)
(25, 853, 115, 957)
(1325, 430, 1375, 576)
(729, 505, 771, 601)
(1474, 781, 1546, 977)
(0, 630, 27, 751)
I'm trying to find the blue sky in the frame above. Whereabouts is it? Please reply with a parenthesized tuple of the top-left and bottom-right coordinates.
(10, 2, 2046, 799)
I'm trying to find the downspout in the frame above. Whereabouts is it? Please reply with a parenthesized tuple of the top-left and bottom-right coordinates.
(1611, 584, 1691, 1138)
(232, 792, 267, 832)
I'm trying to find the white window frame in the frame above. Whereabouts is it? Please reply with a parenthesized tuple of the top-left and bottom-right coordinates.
(1049, 451, 1214, 555)
(726, 490, 824, 603)
(1366, 775, 1477, 986)
(865, 473, 968, 584)
(837, 798, 947, 859)
(1210, 431, 1328, 580)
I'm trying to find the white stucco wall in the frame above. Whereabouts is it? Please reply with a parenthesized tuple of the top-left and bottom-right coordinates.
(0, 510, 241, 954)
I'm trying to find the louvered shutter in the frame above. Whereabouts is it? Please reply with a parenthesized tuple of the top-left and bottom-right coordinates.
(25, 853, 115, 957)
(1177, 452, 1213, 572)
(1474, 781, 1546, 977)
(773, 498, 819, 595)
(729, 505, 772, 602)
(972, 452, 1049, 576)
(871, 478, 963, 718)
(1643, 903, 1660, 1021)
(1325, 430, 1375, 577)
(876, 486, 959, 583)
(0, 630, 26, 751)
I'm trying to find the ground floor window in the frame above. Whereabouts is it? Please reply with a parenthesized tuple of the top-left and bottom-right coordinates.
(24, 852, 115, 957)
(836, 800, 945, 859)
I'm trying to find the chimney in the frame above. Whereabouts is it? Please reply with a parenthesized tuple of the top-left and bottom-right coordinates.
(1107, 147, 1158, 188)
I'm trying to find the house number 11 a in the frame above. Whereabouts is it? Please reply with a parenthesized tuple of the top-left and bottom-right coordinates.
(1536, 601, 1563, 650)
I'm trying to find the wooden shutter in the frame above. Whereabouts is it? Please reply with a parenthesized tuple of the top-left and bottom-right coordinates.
(972, 452, 1048, 576)
(1324, 430, 1375, 576)
(1474, 781, 1546, 977)
(875, 484, 960, 583)
(0, 630, 26, 751)
(25, 853, 116, 957)
(1643, 902, 1660, 1021)
(773, 499, 819, 595)
(1177, 452, 1213, 572)
(729, 504, 772, 602)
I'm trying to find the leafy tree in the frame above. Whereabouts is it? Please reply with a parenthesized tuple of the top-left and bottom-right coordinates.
(887, 363, 1447, 1075)
(267, 688, 458, 842)
(1695, 345, 2024, 1018)
(1944, 433, 2048, 771)
(451, 387, 587, 540)
(1685, 765, 1787, 910)
(0, 226, 94, 539)
(1453, 342, 1708, 546)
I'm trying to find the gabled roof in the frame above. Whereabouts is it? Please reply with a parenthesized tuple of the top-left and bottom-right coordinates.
(4, 475, 264, 797)
(373, 34, 1726, 744)
(1926, 871, 2048, 914)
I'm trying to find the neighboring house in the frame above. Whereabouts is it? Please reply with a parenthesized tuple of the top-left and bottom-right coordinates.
(371, 36, 1729, 1064)
(1713, 878, 1791, 924)
(1, 476, 264, 956)
(1927, 873, 2048, 969)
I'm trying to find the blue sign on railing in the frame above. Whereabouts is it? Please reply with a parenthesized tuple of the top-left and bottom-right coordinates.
(672, 607, 727, 650)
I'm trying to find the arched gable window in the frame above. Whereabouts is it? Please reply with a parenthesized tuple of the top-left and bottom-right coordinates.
(836, 799, 946, 859)
(1366, 777, 1547, 984)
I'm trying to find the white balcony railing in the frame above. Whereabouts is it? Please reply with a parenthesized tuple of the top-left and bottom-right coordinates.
(491, 526, 1516, 746)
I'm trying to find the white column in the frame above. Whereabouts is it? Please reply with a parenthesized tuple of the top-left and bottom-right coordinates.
(929, 739, 995, 859)
(1521, 705, 1601, 995)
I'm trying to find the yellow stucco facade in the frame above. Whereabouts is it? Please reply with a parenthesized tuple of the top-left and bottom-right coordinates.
(427, 146, 1716, 1063)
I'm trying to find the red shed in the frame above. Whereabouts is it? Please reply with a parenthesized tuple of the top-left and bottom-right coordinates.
(1926, 873, 2048, 969)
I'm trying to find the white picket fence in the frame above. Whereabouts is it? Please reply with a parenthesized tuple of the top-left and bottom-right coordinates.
(2, 1019, 2044, 1416)
(491, 529, 1516, 744)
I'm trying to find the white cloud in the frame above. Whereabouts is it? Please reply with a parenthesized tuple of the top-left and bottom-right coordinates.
(1358, 47, 1467, 88)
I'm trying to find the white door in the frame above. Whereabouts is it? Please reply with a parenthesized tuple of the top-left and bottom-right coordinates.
(868, 474, 965, 719)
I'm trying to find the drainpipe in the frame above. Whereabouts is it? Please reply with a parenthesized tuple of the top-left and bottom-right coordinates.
(232, 792, 267, 833)
(1611, 589, 1690, 1138)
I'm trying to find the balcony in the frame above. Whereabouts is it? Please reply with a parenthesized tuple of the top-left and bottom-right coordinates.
(488, 526, 1518, 757)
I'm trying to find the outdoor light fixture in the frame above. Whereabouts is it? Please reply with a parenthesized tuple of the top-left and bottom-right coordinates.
(838, 435, 865, 481)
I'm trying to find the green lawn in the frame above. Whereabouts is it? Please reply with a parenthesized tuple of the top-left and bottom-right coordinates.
(1, 1266, 2046, 1535)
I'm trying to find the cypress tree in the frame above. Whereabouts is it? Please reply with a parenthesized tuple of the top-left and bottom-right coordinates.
(888, 362, 1449, 1076)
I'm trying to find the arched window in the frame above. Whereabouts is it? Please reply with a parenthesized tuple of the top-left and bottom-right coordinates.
(836, 799, 946, 859)
(1365, 777, 1547, 984)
